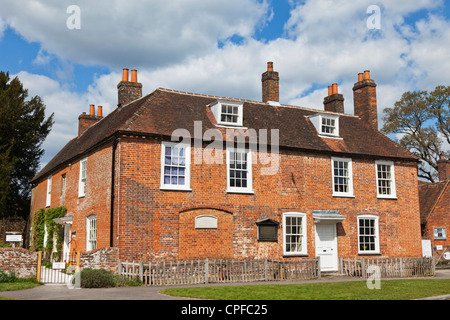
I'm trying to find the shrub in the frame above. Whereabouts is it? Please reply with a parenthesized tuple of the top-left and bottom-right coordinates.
(79, 268, 116, 288)
(0, 271, 17, 283)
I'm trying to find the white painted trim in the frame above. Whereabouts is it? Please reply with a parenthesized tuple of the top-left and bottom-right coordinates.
(78, 158, 87, 198)
(210, 100, 244, 127)
(375, 160, 397, 199)
(46, 175, 52, 207)
(357, 215, 380, 255)
(315, 223, 339, 271)
(226, 147, 253, 194)
(331, 157, 354, 197)
(282, 212, 308, 256)
(160, 141, 191, 191)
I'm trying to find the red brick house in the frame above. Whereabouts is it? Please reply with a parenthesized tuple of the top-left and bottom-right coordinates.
(30, 64, 423, 271)
(419, 154, 450, 250)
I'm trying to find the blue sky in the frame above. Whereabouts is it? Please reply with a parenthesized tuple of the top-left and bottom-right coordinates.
(0, 0, 449, 167)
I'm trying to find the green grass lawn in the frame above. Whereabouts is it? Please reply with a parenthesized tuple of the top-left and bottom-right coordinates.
(161, 279, 450, 300)
(0, 281, 41, 297)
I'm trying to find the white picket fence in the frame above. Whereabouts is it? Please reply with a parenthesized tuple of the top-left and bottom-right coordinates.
(117, 258, 321, 286)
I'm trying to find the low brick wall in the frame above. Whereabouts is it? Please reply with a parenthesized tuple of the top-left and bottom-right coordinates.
(79, 247, 119, 272)
(0, 248, 38, 278)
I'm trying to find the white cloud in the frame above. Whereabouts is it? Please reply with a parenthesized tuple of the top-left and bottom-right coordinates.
(3, 0, 450, 165)
(0, 0, 270, 68)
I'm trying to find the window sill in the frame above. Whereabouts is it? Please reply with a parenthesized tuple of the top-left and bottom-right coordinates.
(318, 134, 342, 140)
(332, 193, 355, 198)
(226, 189, 255, 195)
(160, 187, 192, 192)
(376, 195, 397, 200)
(283, 253, 309, 258)
(358, 252, 381, 256)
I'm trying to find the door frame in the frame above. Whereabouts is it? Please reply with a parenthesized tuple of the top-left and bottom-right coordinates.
(315, 222, 339, 272)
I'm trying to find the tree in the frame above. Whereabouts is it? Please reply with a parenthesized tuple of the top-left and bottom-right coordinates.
(382, 85, 450, 182)
(0, 71, 54, 218)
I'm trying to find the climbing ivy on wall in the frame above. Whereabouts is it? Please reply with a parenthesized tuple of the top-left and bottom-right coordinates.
(31, 206, 66, 258)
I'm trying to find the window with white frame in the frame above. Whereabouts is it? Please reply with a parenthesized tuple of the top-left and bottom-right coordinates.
(86, 215, 97, 251)
(321, 116, 337, 135)
(227, 147, 253, 193)
(358, 215, 380, 254)
(434, 227, 447, 240)
(283, 212, 307, 256)
(161, 141, 191, 190)
(78, 158, 87, 197)
(210, 100, 244, 126)
(332, 157, 353, 196)
(61, 174, 66, 199)
(46, 176, 52, 207)
(375, 161, 396, 198)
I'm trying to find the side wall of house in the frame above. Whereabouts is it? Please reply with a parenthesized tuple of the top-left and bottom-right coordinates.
(423, 184, 450, 248)
(30, 143, 113, 253)
(115, 136, 422, 261)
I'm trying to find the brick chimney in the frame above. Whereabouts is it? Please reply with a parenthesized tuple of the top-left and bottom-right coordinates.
(117, 68, 142, 108)
(437, 153, 450, 181)
(323, 83, 344, 113)
(78, 105, 104, 136)
(353, 70, 378, 130)
(262, 62, 279, 103)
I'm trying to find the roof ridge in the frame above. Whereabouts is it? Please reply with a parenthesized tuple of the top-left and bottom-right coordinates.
(156, 87, 358, 117)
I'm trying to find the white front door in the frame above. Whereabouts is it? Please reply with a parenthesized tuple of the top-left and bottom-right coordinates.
(315, 223, 338, 271)
(63, 224, 71, 262)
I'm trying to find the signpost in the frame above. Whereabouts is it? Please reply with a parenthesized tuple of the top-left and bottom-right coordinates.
(5, 233, 22, 247)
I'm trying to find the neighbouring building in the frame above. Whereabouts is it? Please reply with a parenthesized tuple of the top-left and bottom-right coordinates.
(30, 63, 423, 271)
(419, 154, 450, 250)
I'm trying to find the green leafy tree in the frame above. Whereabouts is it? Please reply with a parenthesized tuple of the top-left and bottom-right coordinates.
(0, 71, 54, 218)
(382, 85, 450, 182)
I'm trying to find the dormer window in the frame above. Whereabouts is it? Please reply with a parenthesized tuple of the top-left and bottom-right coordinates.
(307, 113, 340, 138)
(321, 117, 337, 135)
(210, 100, 243, 127)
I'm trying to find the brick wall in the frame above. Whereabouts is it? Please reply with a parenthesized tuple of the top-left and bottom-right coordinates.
(114, 136, 422, 261)
(423, 184, 450, 247)
(30, 133, 423, 263)
(79, 247, 119, 272)
(0, 248, 38, 278)
(30, 143, 113, 253)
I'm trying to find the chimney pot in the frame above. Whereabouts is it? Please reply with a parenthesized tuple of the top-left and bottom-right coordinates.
(117, 68, 143, 107)
(89, 104, 95, 116)
(323, 83, 344, 113)
(267, 62, 274, 72)
(98, 106, 103, 117)
(364, 70, 370, 80)
(131, 69, 137, 83)
(122, 68, 129, 82)
(358, 73, 364, 82)
(332, 83, 338, 95)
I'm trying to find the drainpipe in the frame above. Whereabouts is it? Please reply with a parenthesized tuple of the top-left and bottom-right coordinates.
(110, 134, 118, 247)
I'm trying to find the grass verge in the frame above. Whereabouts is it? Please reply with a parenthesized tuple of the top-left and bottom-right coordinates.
(161, 279, 450, 300)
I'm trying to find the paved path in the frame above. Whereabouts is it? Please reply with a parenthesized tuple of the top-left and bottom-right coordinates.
(1, 269, 449, 300)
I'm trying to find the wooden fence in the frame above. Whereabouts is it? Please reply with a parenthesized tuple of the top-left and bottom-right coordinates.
(340, 257, 435, 278)
(117, 258, 321, 286)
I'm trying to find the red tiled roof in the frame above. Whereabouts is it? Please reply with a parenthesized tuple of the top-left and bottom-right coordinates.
(418, 180, 449, 224)
(32, 88, 418, 183)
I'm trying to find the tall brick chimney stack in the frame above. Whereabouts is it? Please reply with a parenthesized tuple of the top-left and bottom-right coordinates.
(78, 104, 104, 136)
(117, 68, 142, 108)
(437, 153, 450, 181)
(262, 62, 279, 103)
(323, 83, 344, 113)
(353, 70, 378, 130)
